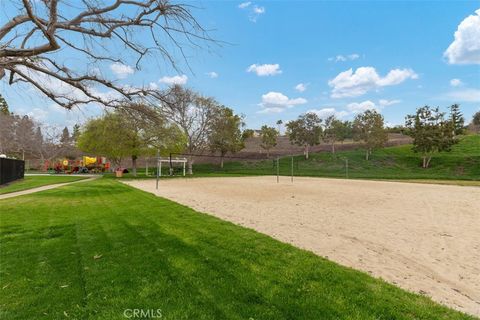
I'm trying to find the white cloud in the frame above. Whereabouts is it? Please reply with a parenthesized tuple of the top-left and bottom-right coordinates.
(26, 107, 49, 122)
(239, 2, 265, 22)
(450, 78, 463, 87)
(257, 91, 307, 113)
(328, 53, 360, 62)
(294, 83, 308, 92)
(148, 82, 159, 90)
(346, 100, 379, 113)
(379, 99, 401, 107)
(444, 9, 480, 65)
(253, 5, 265, 14)
(206, 71, 218, 78)
(345, 99, 401, 114)
(247, 63, 282, 76)
(109, 63, 134, 79)
(444, 89, 480, 102)
(159, 74, 188, 85)
(238, 1, 251, 9)
(328, 67, 418, 98)
(307, 108, 349, 119)
(249, 5, 265, 22)
(257, 107, 285, 114)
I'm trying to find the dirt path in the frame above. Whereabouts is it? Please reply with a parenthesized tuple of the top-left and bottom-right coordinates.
(0, 177, 97, 200)
(124, 176, 480, 317)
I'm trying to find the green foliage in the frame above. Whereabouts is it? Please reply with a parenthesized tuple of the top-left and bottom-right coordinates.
(286, 112, 322, 159)
(0, 179, 473, 319)
(77, 114, 123, 164)
(353, 110, 388, 160)
(77, 104, 186, 175)
(209, 106, 245, 166)
(473, 111, 480, 126)
(323, 116, 352, 153)
(470, 111, 480, 133)
(405, 106, 457, 168)
(0, 94, 9, 115)
(60, 126, 70, 145)
(449, 104, 465, 136)
(259, 125, 278, 157)
(241, 129, 255, 140)
(71, 124, 81, 142)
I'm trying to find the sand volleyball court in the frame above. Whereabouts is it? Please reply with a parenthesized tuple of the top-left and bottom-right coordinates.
(124, 176, 480, 316)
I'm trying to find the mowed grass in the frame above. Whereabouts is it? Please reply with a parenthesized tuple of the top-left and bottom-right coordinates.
(192, 135, 480, 181)
(0, 179, 476, 319)
(0, 175, 88, 195)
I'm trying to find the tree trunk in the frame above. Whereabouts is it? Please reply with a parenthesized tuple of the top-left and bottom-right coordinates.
(331, 142, 335, 154)
(305, 145, 309, 160)
(187, 156, 194, 175)
(365, 149, 369, 161)
(426, 156, 432, 168)
(422, 154, 432, 168)
(131, 155, 137, 177)
(220, 156, 224, 168)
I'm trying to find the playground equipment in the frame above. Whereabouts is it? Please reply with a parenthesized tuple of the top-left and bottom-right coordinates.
(47, 156, 111, 174)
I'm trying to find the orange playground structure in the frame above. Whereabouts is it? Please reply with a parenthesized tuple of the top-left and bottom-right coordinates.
(44, 156, 111, 174)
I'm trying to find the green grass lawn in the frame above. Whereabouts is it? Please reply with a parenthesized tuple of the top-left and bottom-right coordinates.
(0, 179, 476, 319)
(0, 175, 88, 195)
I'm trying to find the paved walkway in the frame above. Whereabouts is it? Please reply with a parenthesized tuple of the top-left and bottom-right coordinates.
(0, 177, 97, 200)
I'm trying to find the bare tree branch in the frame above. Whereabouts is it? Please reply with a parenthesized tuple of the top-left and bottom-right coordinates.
(0, 0, 216, 109)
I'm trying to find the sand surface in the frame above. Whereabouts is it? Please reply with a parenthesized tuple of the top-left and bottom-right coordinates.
(124, 176, 480, 316)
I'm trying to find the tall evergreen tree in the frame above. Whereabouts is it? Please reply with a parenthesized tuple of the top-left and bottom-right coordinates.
(0, 94, 9, 115)
(60, 127, 71, 146)
(449, 104, 464, 136)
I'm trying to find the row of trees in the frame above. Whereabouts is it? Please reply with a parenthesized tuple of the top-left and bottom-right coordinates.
(76, 86, 247, 175)
(258, 110, 387, 160)
(258, 104, 475, 168)
(0, 95, 80, 163)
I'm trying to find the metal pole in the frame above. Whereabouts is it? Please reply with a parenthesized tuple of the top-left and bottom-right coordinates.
(291, 156, 294, 183)
(276, 157, 279, 183)
(156, 149, 159, 190)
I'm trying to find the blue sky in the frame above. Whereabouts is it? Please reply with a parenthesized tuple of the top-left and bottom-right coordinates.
(2, 1, 480, 130)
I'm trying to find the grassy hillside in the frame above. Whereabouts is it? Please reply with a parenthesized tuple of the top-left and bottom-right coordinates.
(0, 179, 475, 319)
(191, 135, 480, 180)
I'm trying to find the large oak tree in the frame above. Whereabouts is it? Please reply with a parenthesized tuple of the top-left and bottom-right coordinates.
(0, 0, 214, 109)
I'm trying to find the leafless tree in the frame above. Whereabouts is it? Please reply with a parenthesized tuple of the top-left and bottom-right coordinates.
(0, 113, 15, 154)
(151, 85, 219, 174)
(0, 0, 214, 109)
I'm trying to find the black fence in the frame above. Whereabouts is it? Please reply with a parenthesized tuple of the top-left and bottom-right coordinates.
(0, 158, 25, 185)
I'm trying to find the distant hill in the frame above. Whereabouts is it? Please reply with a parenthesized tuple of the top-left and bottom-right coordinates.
(236, 133, 411, 159)
(194, 135, 480, 181)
